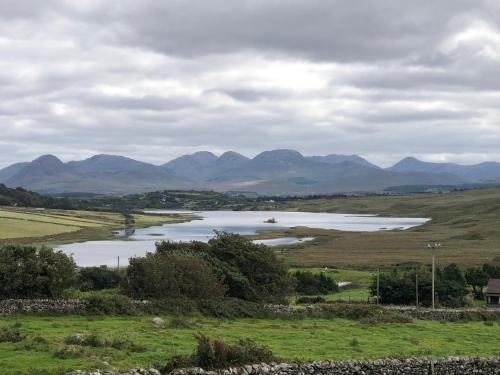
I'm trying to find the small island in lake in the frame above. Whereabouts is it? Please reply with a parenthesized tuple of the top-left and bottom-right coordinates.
(264, 217, 277, 224)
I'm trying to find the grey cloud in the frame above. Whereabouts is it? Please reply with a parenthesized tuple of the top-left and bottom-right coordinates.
(0, 0, 500, 170)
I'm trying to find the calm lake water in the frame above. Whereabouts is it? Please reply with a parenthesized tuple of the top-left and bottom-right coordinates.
(59, 210, 428, 267)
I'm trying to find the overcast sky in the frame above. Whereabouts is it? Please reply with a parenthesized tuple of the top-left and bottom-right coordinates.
(1, 0, 500, 168)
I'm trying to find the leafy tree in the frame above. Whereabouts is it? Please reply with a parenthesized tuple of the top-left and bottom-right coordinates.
(0, 245, 76, 298)
(437, 264, 468, 306)
(465, 267, 489, 297)
(77, 267, 123, 291)
(153, 232, 294, 303)
(482, 263, 500, 279)
(293, 271, 338, 295)
(123, 253, 226, 300)
(205, 232, 294, 303)
(370, 264, 468, 307)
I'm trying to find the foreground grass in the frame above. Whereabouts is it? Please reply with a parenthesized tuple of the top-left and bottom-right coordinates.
(252, 188, 500, 268)
(0, 207, 190, 245)
(0, 315, 499, 373)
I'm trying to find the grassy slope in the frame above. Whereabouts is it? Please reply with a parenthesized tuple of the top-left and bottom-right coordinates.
(252, 188, 500, 269)
(0, 207, 190, 246)
(0, 316, 499, 372)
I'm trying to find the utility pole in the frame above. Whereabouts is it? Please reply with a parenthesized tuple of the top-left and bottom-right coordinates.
(415, 273, 419, 309)
(432, 251, 435, 309)
(117, 256, 120, 270)
(376, 267, 380, 305)
(427, 243, 441, 310)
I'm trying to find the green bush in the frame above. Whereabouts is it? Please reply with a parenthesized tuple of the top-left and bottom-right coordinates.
(294, 271, 338, 295)
(0, 245, 76, 299)
(77, 267, 123, 291)
(168, 318, 194, 329)
(296, 296, 327, 304)
(205, 232, 295, 304)
(312, 304, 412, 323)
(163, 334, 277, 372)
(370, 264, 468, 307)
(63, 333, 146, 352)
(123, 253, 227, 300)
(0, 325, 25, 343)
(84, 295, 138, 315)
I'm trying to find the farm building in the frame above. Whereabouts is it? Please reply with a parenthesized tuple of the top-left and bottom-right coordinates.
(485, 279, 500, 305)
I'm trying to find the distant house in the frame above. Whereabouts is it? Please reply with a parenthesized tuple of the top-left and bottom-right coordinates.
(485, 279, 500, 306)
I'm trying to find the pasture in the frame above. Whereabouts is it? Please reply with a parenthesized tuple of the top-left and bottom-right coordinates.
(0, 315, 499, 373)
(0, 207, 189, 245)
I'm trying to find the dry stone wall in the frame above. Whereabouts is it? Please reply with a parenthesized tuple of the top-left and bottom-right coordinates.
(65, 358, 500, 375)
(265, 304, 500, 321)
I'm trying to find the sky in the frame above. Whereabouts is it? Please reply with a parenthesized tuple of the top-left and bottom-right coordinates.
(1, 0, 500, 168)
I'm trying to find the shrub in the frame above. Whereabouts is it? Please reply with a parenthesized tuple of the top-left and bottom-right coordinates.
(312, 304, 412, 323)
(294, 271, 338, 295)
(145, 297, 269, 318)
(205, 232, 295, 304)
(168, 318, 194, 329)
(63, 333, 145, 352)
(163, 334, 277, 372)
(77, 267, 123, 291)
(370, 264, 468, 307)
(84, 295, 138, 315)
(123, 253, 227, 300)
(296, 296, 327, 304)
(53, 345, 85, 359)
(0, 326, 25, 343)
(0, 245, 76, 299)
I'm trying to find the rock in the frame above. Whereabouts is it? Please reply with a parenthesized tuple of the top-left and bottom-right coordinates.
(152, 317, 166, 327)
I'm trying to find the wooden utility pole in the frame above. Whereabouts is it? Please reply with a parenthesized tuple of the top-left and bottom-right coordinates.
(415, 273, 419, 308)
(427, 243, 441, 310)
(376, 268, 380, 305)
(432, 251, 435, 310)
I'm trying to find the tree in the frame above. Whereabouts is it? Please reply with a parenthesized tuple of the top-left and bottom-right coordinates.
(482, 263, 500, 279)
(293, 271, 338, 295)
(370, 264, 468, 307)
(77, 267, 123, 291)
(123, 253, 226, 300)
(0, 245, 76, 298)
(437, 264, 468, 307)
(206, 232, 294, 303)
(465, 267, 489, 297)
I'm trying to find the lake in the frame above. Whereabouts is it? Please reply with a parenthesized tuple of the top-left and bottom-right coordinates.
(59, 210, 428, 267)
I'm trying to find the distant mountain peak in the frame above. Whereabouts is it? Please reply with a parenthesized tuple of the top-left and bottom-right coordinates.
(253, 149, 304, 162)
(217, 151, 249, 162)
(32, 154, 64, 164)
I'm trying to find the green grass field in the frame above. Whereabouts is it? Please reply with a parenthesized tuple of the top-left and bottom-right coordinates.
(0, 315, 499, 373)
(0, 207, 190, 245)
(251, 188, 500, 269)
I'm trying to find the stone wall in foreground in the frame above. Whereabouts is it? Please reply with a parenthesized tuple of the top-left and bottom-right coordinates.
(171, 357, 500, 375)
(66, 358, 500, 375)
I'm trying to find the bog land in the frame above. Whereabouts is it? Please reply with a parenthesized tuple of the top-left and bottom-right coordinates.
(251, 187, 500, 268)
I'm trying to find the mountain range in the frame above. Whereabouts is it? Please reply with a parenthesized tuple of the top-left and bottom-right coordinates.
(1, 150, 500, 195)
